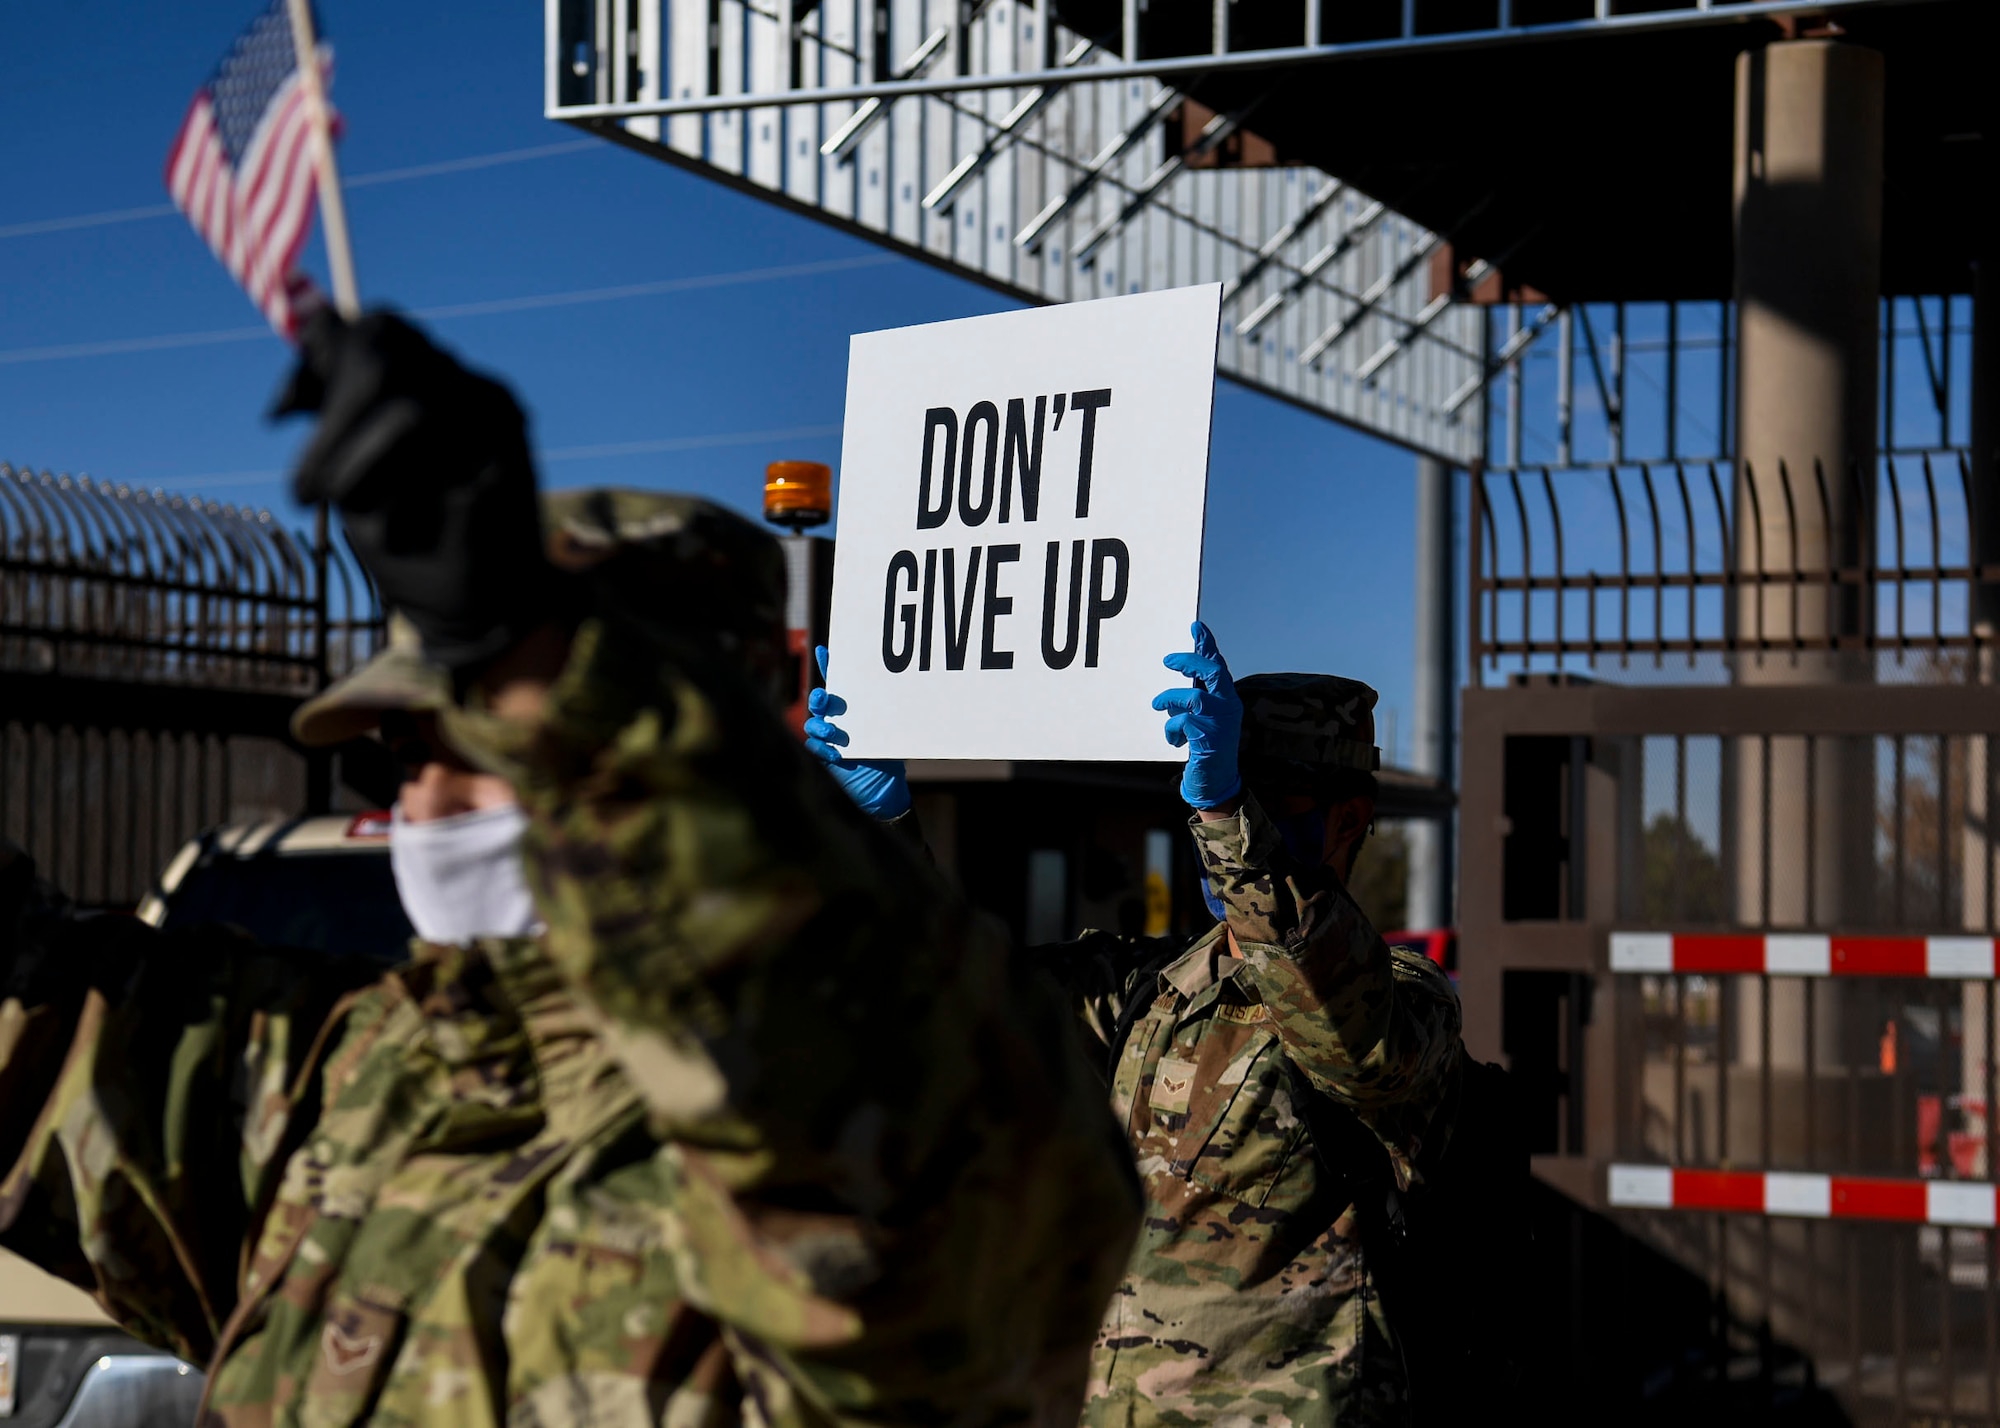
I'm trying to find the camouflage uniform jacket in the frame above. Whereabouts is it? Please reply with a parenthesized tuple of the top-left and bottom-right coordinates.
(0, 606, 1140, 1427)
(1040, 794, 1463, 1428)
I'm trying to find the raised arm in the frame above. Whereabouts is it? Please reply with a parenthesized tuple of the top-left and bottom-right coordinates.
(1154, 622, 1462, 1171)
(1191, 792, 1461, 1118)
(284, 310, 1140, 1424)
(458, 589, 1140, 1421)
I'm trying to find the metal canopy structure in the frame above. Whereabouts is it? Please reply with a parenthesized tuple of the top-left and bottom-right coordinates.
(1049, 0, 1981, 301)
(546, 0, 1505, 461)
(546, 0, 1975, 464)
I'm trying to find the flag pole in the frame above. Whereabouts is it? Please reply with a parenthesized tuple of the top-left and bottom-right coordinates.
(283, 0, 355, 753)
(284, 0, 359, 318)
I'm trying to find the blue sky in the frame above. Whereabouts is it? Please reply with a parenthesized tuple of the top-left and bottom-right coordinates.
(0, 2, 1457, 763)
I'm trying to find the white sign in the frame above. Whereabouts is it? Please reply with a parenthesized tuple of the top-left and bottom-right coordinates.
(826, 285, 1220, 761)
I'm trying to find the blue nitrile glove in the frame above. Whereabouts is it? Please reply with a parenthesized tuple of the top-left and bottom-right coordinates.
(804, 646, 913, 820)
(1152, 621, 1243, 810)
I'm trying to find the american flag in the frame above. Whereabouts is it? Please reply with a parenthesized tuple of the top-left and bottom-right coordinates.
(165, 1, 334, 338)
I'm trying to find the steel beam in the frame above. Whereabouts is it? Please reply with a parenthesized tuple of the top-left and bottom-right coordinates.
(1299, 230, 1442, 366)
(819, 24, 948, 159)
(921, 37, 1091, 212)
(1220, 178, 1343, 302)
(1354, 259, 1491, 382)
(1071, 104, 1249, 264)
(549, 0, 1941, 121)
(1013, 86, 1179, 252)
(1443, 302, 1560, 415)
(1237, 196, 1387, 337)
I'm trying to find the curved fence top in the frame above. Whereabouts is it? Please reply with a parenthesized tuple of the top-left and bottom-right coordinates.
(0, 462, 381, 695)
(1472, 448, 1991, 685)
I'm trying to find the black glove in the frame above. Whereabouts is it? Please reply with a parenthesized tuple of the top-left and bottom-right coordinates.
(276, 308, 553, 674)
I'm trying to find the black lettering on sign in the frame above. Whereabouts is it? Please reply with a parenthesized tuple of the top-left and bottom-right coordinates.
(958, 401, 1000, 526)
(999, 396, 1045, 523)
(1069, 388, 1113, 518)
(1086, 537, 1129, 667)
(917, 408, 956, 529)
(982, 544, 1020, 669)
(1040, 539, 1084, 670)
(882, 550, 919, 672)
(942, 547, 982, 670)
(919, 548, 938, 671)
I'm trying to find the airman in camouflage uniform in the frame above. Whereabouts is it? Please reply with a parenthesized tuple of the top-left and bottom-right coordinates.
(1058, 659, 1463, 1428)
(808, 630, 1465, 1427)
(0, 314, 1140, 1427)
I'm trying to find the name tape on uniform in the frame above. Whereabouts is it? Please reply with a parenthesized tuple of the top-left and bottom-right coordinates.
(826, 286, 1220, 761)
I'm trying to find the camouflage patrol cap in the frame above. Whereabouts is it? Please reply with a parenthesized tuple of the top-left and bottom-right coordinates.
(540, 487, 787, 652)
(291, 489, 788, 747)
(292, 612, 447, 747)
(1234, 672, 1382, 801)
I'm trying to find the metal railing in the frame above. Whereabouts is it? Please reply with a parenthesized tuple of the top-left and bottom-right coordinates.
(0, 463, 380, 692)
(551, 0, 1921, 121)
(1548, 728, 1997, 934)
(1605, 964, 2000, 1423)
(1607, 1204, 2000, 1422)
(1471, 449, 1989, 680)
(0, 466, 384, 907)
(1620, 971, 1997, 1181)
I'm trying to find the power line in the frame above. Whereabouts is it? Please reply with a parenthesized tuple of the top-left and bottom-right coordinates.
(109, 422, 845, 492)
(410, 254, 895, 320)
(0, 253, 899, 365)
(0, 138, 600, 241)
(542, 423, 841, 461)
(0, 324, 271, 365)
(0, 200, 177, 241)
(344, 138, 598, 189)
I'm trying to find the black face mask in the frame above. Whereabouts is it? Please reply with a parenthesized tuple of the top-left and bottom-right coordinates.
(1274, 807, 1330, 867)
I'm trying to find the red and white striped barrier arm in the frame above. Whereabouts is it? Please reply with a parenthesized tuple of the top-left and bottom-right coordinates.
(1609, 1164, 1998, 1226)
(1610, 932, 1999, 979)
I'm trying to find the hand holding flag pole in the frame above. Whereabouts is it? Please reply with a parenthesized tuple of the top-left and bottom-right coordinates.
(283, 0, 358, 319)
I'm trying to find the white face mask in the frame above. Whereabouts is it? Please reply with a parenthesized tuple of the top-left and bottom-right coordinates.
(389, 803, 540, 945)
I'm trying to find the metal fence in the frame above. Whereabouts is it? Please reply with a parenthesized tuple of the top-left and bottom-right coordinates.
(1602, 1203, 2000, 1423)
(1556, 727, 1998, 934)
(0, 463, 378, 690)
(1460, 468, 2000, 1421)
(1472, 449, 1991, 681)
(0, 464, 381, 906)
(1601, 964, 2000, 1424)
(1620, 973, 1996, 1182)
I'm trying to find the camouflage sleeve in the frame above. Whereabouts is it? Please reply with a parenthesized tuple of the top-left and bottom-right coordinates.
(444, 610, 1141, 1423)
(0, 845, 375, 1363)
(1190, 794, 1462, 1145)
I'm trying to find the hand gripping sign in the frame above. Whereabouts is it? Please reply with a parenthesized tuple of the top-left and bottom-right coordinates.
(826, 285, 1220, 762)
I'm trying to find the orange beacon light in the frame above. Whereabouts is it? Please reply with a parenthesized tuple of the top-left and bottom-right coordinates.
(764, 460, 832, 532)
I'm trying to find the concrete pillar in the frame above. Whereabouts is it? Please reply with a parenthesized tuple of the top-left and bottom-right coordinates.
(1731, 39, 1884, 939)
(1407, 454, 1456, 929)
(1729, 48, 1887, 1337)
(1733, 39, 1883, 511)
